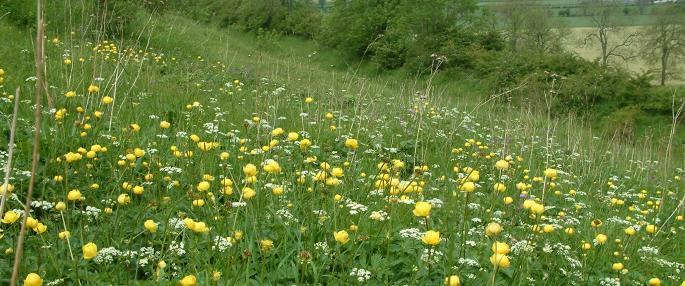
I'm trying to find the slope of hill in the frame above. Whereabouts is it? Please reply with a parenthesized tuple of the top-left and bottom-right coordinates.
(0, 8, 684, 286)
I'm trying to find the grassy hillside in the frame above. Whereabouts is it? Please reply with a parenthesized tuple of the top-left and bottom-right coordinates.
(0, 7, 684, 286)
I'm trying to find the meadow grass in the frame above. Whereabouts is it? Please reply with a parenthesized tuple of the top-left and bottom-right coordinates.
(0, 8, 684, 286)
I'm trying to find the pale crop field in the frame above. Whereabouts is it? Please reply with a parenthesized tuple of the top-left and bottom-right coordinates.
(564, 26, 684, 85)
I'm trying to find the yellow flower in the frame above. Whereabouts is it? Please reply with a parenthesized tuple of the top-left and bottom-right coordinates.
(330, 167, 344, 178)
(87, 84, 100, 93)
(192, 199, 205, 207)
(612, 262, 624, 271)
(422, 230, 441, 246)
(271, 127, 284, 136)
(65, 91, 76, 98)
(26, 217, 38, 228)
(55, 201, 66, 211)
(493, 183, 506, 192)
(67, 189, 82, 201)
(160, 121, 171, 129)
(624, 227, 636, 236)
(491, 241, 510, 254)
(495, 160, 509, 170)
(24, 273, 43, 286)
(459, 182, 475, 192)
(197, 181, 210, 192)
(144, 220, 158, 233)
(242, 187, 256, 200)
(272, 186, 284, 196)
(543, 168, 557, 179)
(503, 197, 513, 205)
(645, 224, 657, 234)
(117, 193, 131, 205)
(33, 223, 47, 234)
(102, 96, 113, 104)
(485, 222, 502, 237)
(59, 231, 70, 240)
(179, 274, 197, 286)
(243, 164, 258, 177)
(212, 271, 222, 281)
(82, 242, 98, 260)
(129, 123, 141, 132)
(345, 138, 359, 150)
(287, 132, 299, 141)
(334, 230, 350, 245)
(1, 211, 19, 224)
(444, 275, 460, 286)
(530, 203, 545, 215)
(191, 221, 209, 233)
(260, 239, 274, 252)
(595, 234, 608, 244)
(132, 186, 144, 195)
(412, 201, 432, 217)
(299, 139, 312, 150)
(648, 278, 662, 286)
(489, 253, 511, 268)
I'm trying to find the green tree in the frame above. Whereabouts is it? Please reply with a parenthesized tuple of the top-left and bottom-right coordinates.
(640, 6, 685, 86)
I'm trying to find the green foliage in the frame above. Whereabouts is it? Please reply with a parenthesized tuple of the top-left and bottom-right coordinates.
(1, 0, 37, 29)
(322, 0, 499, 73)
(168, 0, 322, 38)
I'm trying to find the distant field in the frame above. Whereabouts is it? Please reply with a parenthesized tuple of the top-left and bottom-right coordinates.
(564, 26, 685, 85)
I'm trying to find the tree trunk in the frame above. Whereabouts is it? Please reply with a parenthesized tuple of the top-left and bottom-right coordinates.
(660, 48, 669, 86)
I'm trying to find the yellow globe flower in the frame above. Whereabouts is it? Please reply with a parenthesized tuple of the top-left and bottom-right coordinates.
(59, 231, 70, 240)
(159, 121, 171, 129)
(648, 278, 662, 286)
(132, 186, 144, 195)
(242, 187, 256, 200)
(543, 168, 558, 179)
(24, 273, 43, 286)
(87, 84, 100, 93)
(421, 230, 441, 246)
(444, 275, 460, 286)
(1, 211, 19, 224)
(645, 224, 657, 234)
(117, 193, 131, 205)
(345, 138, 359, 150)
(489, 253, 511, 268)
(493, 183, 506, 192)
(101, 96, 113, 104)
(624, 227, 636, 236)
(287, 132, 299, 141)
(67, 189, 82, 201)
(82, 242, 98, 260)
(334, 230, 350, 245)
(459, 182, 475, 192)
(260, 239, 274, 252)
(412, 201, 432, 217)
(243, 164, 258, 177)
(495, 160, 509, 170)
(612, 262, 624, 271)
(197, 181, 210, 192)
(144, 220, 158, 233)
(595, 234, 608, 244)
(530, 203, 545, 215)
(179, 274, 197, 286)
(485, 222, 502, 237)
(491, 241, 510, 254)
